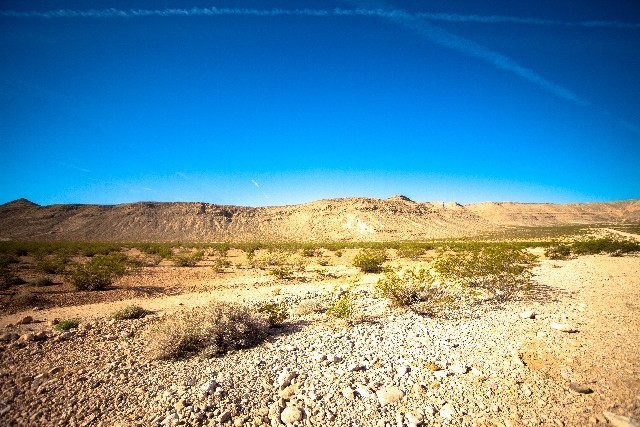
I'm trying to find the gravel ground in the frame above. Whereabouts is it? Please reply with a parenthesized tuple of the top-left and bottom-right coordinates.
(1, 254, 639, 427)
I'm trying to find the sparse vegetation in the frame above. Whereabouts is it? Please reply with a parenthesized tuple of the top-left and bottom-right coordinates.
(352, 249, 386, 273)
(68, 253, 130, 291)
(571, 238, 639, 255)
(327, 292, 355, 319)
(10, 291, 40, 308)
(110, 305, 149, 320)
(212, 258, 232, 272)
(545, 244, 572, 260)
(35, 255, 69, 275)
(257, 302, 289, 327)
(376, 268, 435, 307)
(269, 266, 294, 279)
(54, 319, 80, 331)
(147, 302, 269, 360)
(172, 250, 204, 267)
(30, 277, 54, 287)
(432, 246, 536, 299)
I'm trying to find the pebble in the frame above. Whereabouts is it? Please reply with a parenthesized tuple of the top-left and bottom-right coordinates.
(376, 386, 405, 406)
(17, 316, 34, 325)
(405, 410, 424, 425)
(280, 406, 303, 424)
(550, 323, 577, 333)
(520, 311, 536, 319)
(439, 403, 456, 419)
(568, 382, 593, 394)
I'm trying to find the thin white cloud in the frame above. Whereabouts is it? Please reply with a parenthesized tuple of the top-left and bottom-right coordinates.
(251, 179, 260, 188)
(1, 8, 638, 29)
(176, 172, 190, 180)
(57, 161, 91, 173)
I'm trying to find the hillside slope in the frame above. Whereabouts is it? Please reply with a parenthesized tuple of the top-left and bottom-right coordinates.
(0, 196, 638, 241)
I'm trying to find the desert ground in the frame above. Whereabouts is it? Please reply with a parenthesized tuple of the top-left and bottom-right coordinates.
(1, 228, 639, 427)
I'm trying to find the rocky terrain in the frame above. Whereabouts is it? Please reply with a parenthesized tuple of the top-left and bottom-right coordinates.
(1, 251, 639, 427)
(1, 197, 639, 242)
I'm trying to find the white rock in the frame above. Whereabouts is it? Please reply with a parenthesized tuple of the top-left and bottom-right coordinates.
(397, 365, 410, 378)
(326, 354, 341, 363)
(603, 411, 640, 427)
(280, 406, 303, 424)
(550, 323, 577, 333)
(405, 410, 424, 425)
(520, 311, 536, 319)
(200, 381, 218, 395)
(354, 387, 371, 397)
(440, 403, 456, 419)
(433, 370, 448, 379)
(341, 387, 355, 400)
(376, 386, 405, 406)
(278, 369, 296, 388)
(450, 364, 468, 375)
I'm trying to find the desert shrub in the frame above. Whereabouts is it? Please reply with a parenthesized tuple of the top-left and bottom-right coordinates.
(376, 268, 439, 307)
(30, 277, 54, 287)
(35, 255, 69, 274)
(54, 319, 79, 331)
(327, 293, 355, 319)
(545, 244, 571, 260)
(269, 266, 293, 279)
(11, 291, 40, 308)
(67, 253, 129, 291)
(110, 305, 149, 320)
(212, 258, 232, 272)
(571, 238, 639, 255)
(294, 299, 326, 316)
(396, 244, 431, 259)
(352, 249, 386, 273)
(137, 243, 174, 260)
(257, 302, 289, 327)
(172, 250, 204, 267)
(433, 246, 536, 299)
(147, 302, 269, 360)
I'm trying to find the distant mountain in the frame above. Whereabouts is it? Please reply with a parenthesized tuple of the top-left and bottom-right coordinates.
(0, 196, 638, 241)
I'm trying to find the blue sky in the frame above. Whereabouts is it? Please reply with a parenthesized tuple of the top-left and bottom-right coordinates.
(1, 0, 639, 206)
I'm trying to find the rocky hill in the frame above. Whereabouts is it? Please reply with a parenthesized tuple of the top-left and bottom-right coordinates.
(0, 196, 638, 242)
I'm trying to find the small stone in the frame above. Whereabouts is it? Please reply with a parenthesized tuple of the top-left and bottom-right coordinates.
(355, 387, 371, 397)
(569, 382, 594, 394)
(280, 406, 303, 424)
(218, 410, 231, 423)
(279, 384, 298, 400)
(278, 369, 296, 388)
(397, 365, 410, 378)
(439, 403, 456, 419)
(433, 370, 448, 379)
(450, 364, 468, 375)
(48, 367, 62, 376)
(376, 386, 405, 406)
(34, 331, 48, 341)
(17, 316, 33, 325)
(201, 380, 218, 395)
(18, 333, 35, 342)
(550, 323, 577, 333)
(347, 363, 366, 372)
(603, 411, 640, 427)
(520, 311, 536, 319)
(341, 387, 355, 400)
(424, 406, 435, 416)
(326, 354, 341, 363)
(313, 353, 327, 362)
(406, 410, 424, 425)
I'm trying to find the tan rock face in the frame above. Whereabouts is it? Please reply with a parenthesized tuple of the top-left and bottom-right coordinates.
(1, 197, 637, 242)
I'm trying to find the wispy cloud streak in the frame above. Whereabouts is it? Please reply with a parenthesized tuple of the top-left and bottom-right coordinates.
(1, 7, 638, 29)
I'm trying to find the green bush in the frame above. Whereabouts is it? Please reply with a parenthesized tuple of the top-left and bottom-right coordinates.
(327, 293, 355, 319)
(35, 255, 69, 274)
(269, 266, 293, 279)
(212, 258, 232, 272)
(30, 277, 54, 287)
(146, 302, 269, 360)
(172, 250, 204, 267)
(571, 238, 639, 255)
(433, 246, 536, 298)
(545, 244, 571, 260)
(352, 249, 386, 273)
(110, 305, 148, 320)
(68, 254, 129, 291)
(54, 319, 80, 331)
(257, 302, 289, 327)
(376, 268, 436, 307)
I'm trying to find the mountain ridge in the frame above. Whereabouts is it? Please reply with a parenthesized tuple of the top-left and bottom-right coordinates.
(1, 196, 638, 241)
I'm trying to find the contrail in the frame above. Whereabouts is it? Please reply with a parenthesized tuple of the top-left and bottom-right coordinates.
(1, 7, 639, 29)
